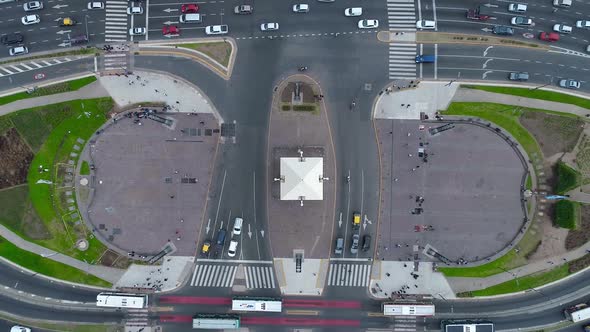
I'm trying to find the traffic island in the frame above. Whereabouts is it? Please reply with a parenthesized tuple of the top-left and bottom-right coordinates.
(267, 75, 336, 296)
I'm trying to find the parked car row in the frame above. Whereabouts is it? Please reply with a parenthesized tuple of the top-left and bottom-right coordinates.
(201, 218, 243, 258)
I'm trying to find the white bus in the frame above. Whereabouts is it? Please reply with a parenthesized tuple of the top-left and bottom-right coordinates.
(382, 302, 435, 316)
(193, 314, 240, 329)
(231, 296, 282, 313)
(565, 303, 590, 323)
(96, 292, 148, 309)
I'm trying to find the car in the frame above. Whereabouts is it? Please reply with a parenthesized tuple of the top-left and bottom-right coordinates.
(162, 25, 180, 36)
(59, 17, 77, 26)
(227, 239, 238, 257)
(1, 33, 24, 45)
(577, 20, 590, 29)
(508, 3, 527, 12)
(362, 234, 371, 252)
(260, 22, 279, 31)
(216, 229, 227, 245)
(334, 238, 344, 255)
(9, 46, 28, 56)
(127, 5, 143, 15)
(181, 3, 199, 13)
(587, 45, 590, 53)
(233, 217, 243, 235)
(559, 79, 581, 89)
(206, 24, 229, 35)
(292, 4, 309, 13)
(553, 0, 572, 8)
(201, 240, 211, 255)
(11, 326, 32, 332)
(358, 19, 379, 29)
(344, 7, 362, 17)
(510, 16, 532, 26)
(234, 4, 253, 14)
(416, 20, 436, 29)
(352, 212, 360, 229)
(539, 32, 559, 42)
(23, 1, 43, 11)
(69, 34, 89, 45)
(553, 24, 573, 34)
(129, 27, 146, 35)
(509, 72, 529, 81)
(350, 234, 359, 254)
(87, 2, 104, 9)
(492, 25, 514, 35)
(21, 14, 40, 25)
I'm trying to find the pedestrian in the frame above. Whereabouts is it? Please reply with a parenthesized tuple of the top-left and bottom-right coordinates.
(386, 272, 391, 277)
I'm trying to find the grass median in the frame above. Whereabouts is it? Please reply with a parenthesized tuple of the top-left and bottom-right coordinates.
(463, 85, 590, 110)
(174, 42, 232, 67)
(0, 76, 97, 106)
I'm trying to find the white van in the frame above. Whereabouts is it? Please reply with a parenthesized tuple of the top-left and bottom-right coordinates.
(9, 46, 28, 56)
(180, 13, 202, 23)
(227, 240, 238, 257)
(233, 217, 243, 235)
(553, 0, 572, 8)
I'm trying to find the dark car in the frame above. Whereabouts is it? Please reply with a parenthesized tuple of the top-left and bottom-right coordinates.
(216, 229, 227, 245)
(509, 72, 529, 81)
(362, 235, 371, 252)
(492, 25, 514, 35)
(69, 34, 88, 45)
(1, 33, 24, 45)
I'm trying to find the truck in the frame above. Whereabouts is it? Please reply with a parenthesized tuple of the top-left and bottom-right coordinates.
(466, 5, 494, 21)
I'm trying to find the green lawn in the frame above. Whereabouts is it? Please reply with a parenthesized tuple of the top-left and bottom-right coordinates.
(0, 236, 110, 287)
(0, 76, 97, 106)
(175, 42, 232, 67)
(470, 264, 569, 296)
(80, 160, 90, 175)
(526, 174, 532, 190)
(463, 85, 590, 110)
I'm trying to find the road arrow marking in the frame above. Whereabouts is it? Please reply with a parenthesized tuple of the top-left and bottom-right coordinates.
(220, 221, 224, 230)
(482, 70, 493, 79)
(54, 17, 63, 22)
(483, 3, 498, 7)
(56, 30, 71, 35)
(483, 58, 493, 69)
(260, 230, 265, 238)
(206, 219, 211, 234)
(52, 4, 68, 9)
(163, 8, 179, 13)
(248, 224, 252, 239)
(364, 215, 372, 225)
(481, 27, 492, 32)
(338, 212, 342, 228)
(483, 45, 493, 57)
(58, 42, 69, 47)
(163, 21, 179, 25)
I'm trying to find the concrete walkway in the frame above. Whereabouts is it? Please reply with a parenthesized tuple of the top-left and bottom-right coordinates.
(0, 224, 124, 285)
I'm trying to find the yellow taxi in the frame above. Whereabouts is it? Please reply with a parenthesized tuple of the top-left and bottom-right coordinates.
(201, 240, 211, 256)
(353, 212, 361, 229)
(60, 17, 77, 26)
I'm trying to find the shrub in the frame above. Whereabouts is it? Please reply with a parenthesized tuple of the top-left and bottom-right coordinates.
(555, 200, 577, 229)
(293, 105, 315, 112)
(556, 161, 580, 194)
(281, 104, 291, 111)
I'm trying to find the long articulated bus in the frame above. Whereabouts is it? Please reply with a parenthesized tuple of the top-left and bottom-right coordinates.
(192, 313, 240, 329)
(565, 303, 590, 323)
(231, 296, 282, 313)
(96, 292, 148, 309)
(382, 302, 435, 316)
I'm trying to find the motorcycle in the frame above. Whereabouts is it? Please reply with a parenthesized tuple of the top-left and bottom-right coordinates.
(298, 66, 308, 72)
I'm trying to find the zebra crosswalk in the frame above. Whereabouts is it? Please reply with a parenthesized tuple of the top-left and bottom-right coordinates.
(190, 263, 277, 289)
(393, 317, 418, 331)
(105, 0, 128, 43)
(0, 56, 83, 78)
(327, 262, 371, 287)
(125, 308, 150, 327)
(387, 0, 417, 80)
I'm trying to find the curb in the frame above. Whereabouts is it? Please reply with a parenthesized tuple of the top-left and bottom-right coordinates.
(0, 72, 97, 98)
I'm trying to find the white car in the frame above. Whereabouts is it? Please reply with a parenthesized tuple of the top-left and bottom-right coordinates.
(23, 1, 43, 11)
(508, 3, 527, 12)
(9, 46, 28, 56)
(227, 239, 238, 257)
(127, 5, 143, 15)
(21, 14, 40, 25)
(292, 3, 309, 13)
(553, 24, 573, 33)
(233, 217, 243, 235)
(510, 16, 532, 26)
(260, 22, 279, 31)
(11, 326, 32, 332)
(344, 7, 362, 17)
(129, 27, 146, 35)
(87, 2, 104, 9)
(205, 24, 229, 35)
(416, 20, 436, 29)
(576, 20, 590, 29)
(358, 19, 379, 29)
(559, 79, 580, 89)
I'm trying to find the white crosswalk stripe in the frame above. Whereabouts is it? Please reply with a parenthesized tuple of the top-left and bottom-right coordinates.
(387, 0, 417, 79)
(126, 308, 150, 327)
(327, 262, 371, 287)
(105, 0, 128, 42)
(245, 265, 276, 289)
(190, 264, 238, 287)
(394, 317, 417, 331)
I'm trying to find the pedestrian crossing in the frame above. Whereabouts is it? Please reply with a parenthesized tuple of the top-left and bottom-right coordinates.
(387, 0, 417, 79)
(103, 52, 129, 71)
(190, 263, 277, 289)
(125, 308, 150, 327)
(0, 56, 83, 78)
(327, 262, 371, 287)
(105, 0, 128, 43)
(393, 317, 418, 331)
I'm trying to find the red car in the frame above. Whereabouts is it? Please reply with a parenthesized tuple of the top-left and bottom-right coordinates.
(181, 3, 199, 13)
(539, 32, 559, 42)
(162, 25, 180, 36)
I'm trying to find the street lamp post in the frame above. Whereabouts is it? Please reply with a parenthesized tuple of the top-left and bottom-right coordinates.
(85, 15, 90, 41)
(499, 267, 519, 287)
(437, 293, 454, 313)
(530, 76, 553, 91)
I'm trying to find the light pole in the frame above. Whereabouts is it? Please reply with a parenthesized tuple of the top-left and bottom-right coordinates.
(437, 293, 453, 313)
(530, 75, 553, 91)
(499, 267, 519, 287)
(85, 15, 90, 41)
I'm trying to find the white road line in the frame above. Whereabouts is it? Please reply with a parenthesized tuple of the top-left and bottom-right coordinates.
(252, 171, 261, 260)
(29, 61, 43, 68)
(19, 64, 33, 70)
(9, 65, 23, 72)
(0, 68, 14, 75)
(434, 43, 438, 79)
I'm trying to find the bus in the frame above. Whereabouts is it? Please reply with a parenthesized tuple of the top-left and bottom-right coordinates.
(96, 292, 148, 309)
(231, 296, 282, 313)
(565, 303, 590, 323)
(441, 320, 494, 332)
(382, 302, 435, 316)
(192, 313, 240, 329)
